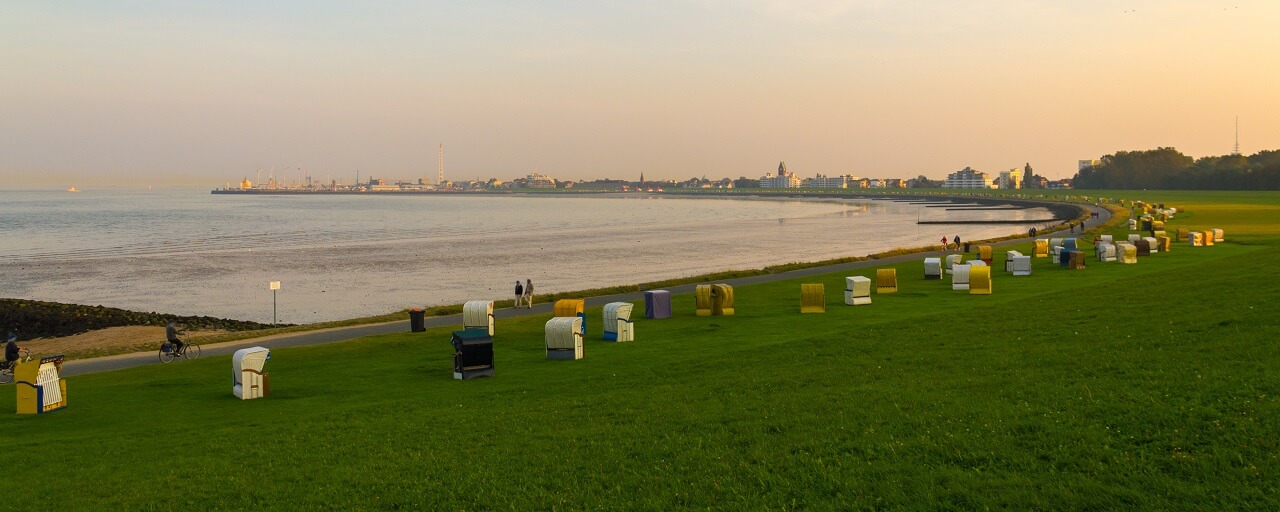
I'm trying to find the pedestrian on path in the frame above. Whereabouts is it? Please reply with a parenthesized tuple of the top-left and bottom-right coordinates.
(953, 235, 961, 253)
(514, 280, 524, 307)
(523, 279, 534, 308)
(940, 235, 949, 251)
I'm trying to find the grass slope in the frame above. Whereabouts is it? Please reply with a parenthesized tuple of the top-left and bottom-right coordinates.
(1, 192, 1277, 510)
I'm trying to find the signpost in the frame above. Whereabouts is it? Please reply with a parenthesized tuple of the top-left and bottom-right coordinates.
(269, 281, 281, 326)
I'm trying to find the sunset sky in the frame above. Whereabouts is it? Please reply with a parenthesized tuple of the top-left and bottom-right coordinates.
(2, 1, 1277, 186)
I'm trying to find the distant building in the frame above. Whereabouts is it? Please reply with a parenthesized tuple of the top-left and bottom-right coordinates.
(997, 167, 1023, 189)
(942, 167, 997, 189)
(802, 174, 848, 188)
(760, 161, 801, 188)
(884, 178, 904, 188)
(1078, 159, 1101, 172)
(525, 172, 557, 188)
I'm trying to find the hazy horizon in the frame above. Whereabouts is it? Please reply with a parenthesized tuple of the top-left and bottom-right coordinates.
(2, 1, 1277, 187)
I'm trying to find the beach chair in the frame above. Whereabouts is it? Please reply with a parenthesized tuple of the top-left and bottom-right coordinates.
(800, 284, 825, 313)
(1033, 239, 1049, 258)
(1118, 243, 1138, 263)
(977, 245, 993, 264)
(697, 284, 734, 315)
(1156, 236, 1171, 252)
(554, 299, 586, 335)
(1096, 243, 1116, 262)
(643, 290, 671, 319)
(463, 300, 495, 336)
(952, 264, 971, 291)
(545, 317, 584, 360)
(1007, 251, 1031, 276)
(969, 266, 992, 295)
(1069, 251, 1087, 269)
(876, 268, 898, 293)
(1142, 237, 1159, 253)
(845, 276, 871, 305)
(1176, 227, 1189, 242)
(945, 254, 964, 273)
(232, 347, 270, 400)
(602, 302, 635, 342)
(711, 284, 734, 315)
(451, 329, 494, 380)
(1210, 228, 1224, 243)
(923, 258, 942, 280)
(695, 285, 713, 316)
(1134, 239, 1151, 256)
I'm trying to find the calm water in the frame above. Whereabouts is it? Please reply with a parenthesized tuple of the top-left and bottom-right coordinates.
(0, 187, 1055, 323)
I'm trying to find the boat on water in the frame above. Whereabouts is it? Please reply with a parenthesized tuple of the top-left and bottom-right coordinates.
(67, 186, 79, 192)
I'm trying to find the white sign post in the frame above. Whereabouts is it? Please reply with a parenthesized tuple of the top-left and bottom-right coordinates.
(269, 281, 281, 326)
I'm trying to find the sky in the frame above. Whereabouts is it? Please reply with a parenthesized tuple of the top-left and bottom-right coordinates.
(2, 1, 1277, 186)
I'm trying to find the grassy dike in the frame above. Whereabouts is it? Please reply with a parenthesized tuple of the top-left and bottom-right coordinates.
(2, 191, 1277, 509)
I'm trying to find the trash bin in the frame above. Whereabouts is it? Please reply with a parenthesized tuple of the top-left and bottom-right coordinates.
(963, 242, 971, 253)
(409, 308, 425, 332)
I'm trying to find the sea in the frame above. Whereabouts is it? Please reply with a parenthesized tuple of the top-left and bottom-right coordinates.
(0, 187, 1057, 324)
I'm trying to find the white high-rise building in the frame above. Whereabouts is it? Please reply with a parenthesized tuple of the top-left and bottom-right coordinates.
(942, 167, 997, 189)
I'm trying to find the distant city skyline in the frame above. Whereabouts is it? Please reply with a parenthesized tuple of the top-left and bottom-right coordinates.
(2, 1, 1277, 186)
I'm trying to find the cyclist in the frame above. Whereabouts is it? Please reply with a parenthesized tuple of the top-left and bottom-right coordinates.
(3, 332, 22, 370)
(165, 321, 185, 355)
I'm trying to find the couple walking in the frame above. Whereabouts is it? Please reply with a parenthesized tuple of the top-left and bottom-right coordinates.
(514, 279, 534, 308)
(940, 235, 961, 253)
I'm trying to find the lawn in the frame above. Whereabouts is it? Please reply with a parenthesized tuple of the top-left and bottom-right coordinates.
(2, 191, 1277, 510)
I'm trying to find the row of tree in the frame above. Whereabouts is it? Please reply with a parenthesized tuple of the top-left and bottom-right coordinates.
(1074, 148, 1280, 190)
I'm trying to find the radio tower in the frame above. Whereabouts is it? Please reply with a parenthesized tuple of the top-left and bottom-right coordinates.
(1232, 116, 1241, 156)
(437, 144, 445, 186)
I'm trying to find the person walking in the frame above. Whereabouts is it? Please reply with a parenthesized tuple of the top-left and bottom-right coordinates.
(514, 280, 524, 308)
(940, 235, 949, 251)
(953, 235, 961, 253)
(523, 279, 534, 308)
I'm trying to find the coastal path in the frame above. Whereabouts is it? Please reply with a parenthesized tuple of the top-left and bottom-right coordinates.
(62, 204, 1109, 377)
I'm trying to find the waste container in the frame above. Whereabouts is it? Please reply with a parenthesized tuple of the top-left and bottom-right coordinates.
(963, 242, 971, 253)
(409, 308, 425, 332)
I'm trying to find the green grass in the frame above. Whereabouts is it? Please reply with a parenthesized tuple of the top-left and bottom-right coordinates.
(2, 191, 1278, 510)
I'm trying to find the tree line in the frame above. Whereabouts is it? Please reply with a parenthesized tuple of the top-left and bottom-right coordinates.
(1074, 148, 1280, 190)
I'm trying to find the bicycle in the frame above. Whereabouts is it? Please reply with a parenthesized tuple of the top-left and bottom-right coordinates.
(1, 348, 32, 384)
(158, 336, 201, 363)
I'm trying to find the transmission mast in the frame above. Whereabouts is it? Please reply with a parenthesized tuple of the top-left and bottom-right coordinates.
(1233, 116, 1241, 156)
(437, 144, 445, 186)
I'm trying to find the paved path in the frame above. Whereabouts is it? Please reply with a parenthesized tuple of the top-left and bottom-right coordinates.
(62, 201, 1109, 377)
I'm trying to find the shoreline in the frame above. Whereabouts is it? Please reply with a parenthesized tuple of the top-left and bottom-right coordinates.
(44, 194, 1098, 367)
